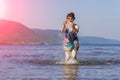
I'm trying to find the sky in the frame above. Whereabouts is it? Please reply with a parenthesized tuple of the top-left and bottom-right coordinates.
(0, 0, 120, 41)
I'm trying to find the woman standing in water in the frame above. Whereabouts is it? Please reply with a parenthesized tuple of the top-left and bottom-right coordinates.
(61, 12, 79, 62)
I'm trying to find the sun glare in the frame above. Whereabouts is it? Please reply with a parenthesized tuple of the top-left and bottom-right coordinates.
(0, 0, 5, 18)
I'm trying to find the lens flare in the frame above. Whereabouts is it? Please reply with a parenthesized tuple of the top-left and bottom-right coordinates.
(0, 0, 5, 18)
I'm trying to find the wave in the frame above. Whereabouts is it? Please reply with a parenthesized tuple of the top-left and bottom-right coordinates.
(9, 59, 120, 66)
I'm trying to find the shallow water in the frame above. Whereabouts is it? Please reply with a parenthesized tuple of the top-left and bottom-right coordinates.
(0, 44, 120, 80)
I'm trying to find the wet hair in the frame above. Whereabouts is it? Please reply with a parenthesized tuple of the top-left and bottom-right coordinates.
(66, 12, 75, 20)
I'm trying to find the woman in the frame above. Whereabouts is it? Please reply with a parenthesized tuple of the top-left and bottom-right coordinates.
(61, 12, 79, 62)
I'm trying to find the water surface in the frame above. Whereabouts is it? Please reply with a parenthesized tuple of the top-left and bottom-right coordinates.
(0, 44, 120, 80)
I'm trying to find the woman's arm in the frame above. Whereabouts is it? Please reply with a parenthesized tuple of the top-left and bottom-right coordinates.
(73, 24, 79, 33)
(61, 20, 67, 32)
(61, 24, 66, 33)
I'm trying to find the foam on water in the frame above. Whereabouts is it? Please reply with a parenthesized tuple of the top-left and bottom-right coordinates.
(24, 58, 120, 66)
(56, 59, 79, 65)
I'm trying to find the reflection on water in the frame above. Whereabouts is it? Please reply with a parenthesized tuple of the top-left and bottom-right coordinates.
(63, 64, 78, 80)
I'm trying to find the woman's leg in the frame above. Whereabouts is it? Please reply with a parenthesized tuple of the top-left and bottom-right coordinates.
(65, 51, 70, 61)
(71, 40, 79, 60)
(71, 49, 77, 60)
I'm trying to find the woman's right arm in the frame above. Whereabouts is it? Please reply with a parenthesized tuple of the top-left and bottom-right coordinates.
(61, 20, 67, 33)
(61, 24, 66, 33)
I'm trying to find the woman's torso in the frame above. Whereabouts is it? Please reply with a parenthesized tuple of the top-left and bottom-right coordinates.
(65, 23, 78, 41)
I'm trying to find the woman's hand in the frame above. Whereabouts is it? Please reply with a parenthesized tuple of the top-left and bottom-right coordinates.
(63, 20, 68, 25)
(61, 20, 68, 32)
(63, 19, 73, 26)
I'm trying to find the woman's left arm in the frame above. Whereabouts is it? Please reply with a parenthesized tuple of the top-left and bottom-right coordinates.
(73, 24, 79, 33)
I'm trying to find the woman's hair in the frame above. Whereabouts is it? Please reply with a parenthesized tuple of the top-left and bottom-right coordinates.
(66, 12, 75, 20)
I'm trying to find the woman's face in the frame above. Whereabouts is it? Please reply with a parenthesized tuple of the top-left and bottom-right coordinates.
(67, 17, 74, 22)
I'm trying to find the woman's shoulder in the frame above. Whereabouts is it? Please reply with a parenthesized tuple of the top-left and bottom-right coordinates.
(74, 23, 79, 26)
(74, 24, 79, 29)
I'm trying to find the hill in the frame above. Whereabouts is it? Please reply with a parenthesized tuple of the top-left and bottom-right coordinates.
(0, 19, 120, 45)
(32, 29, 63, 44)
(0, 19, 40, 44)
(32, 29, 120, 45)
(80, 36, 120, 45)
